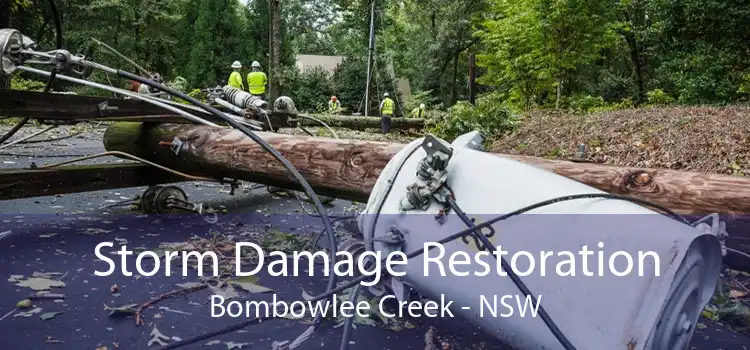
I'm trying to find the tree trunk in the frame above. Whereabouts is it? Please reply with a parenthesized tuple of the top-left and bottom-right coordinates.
(620, 12, 645, 105)
(269, 0, 282, 102)
(467, 50, 476, 105)
(103, 122, 750, 216)
(0, 0, 11, 90)
(450, 52, 459, 105)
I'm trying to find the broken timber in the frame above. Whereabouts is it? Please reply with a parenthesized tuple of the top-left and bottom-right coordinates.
(0, 89, 217, 123)
(301, 114, 428, 131)
(103, 122, 750, 216)
(0, 90, 425, 131)
(0, 163, 184, 200)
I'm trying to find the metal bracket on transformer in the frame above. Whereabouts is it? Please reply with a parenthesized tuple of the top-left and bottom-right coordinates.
(399, 134, 454, 212)
(691, 213, 729, 256)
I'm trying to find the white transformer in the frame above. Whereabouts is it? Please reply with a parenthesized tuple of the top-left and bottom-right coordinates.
(358, 132, 723, 350)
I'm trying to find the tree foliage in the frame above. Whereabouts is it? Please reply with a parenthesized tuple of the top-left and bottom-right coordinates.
(4, 0, 750, 115)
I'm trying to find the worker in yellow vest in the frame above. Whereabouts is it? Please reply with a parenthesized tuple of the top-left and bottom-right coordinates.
(410, 103, 426, 118)
(227, 61, 243, 90)
(246, 61, 268, 99)
(379, 92, 395, 133)
(328, 96, 341, 113)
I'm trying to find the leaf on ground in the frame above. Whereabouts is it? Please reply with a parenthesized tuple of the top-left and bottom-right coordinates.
(148, 326, 171, 347)
(39, 233, 59, 238)
(94, 346, 108, 350)
(15, 277, 65, 291)
(32, 272, 64, 279)
(14, 307, 42, 317)
(209, 284, 239, 300)
(40, 311, 63, 320)
(16, 299, 32, 308)
(730, 290, 748, 298)
(104, 303, 139, 316)
(80, 228, 113, 236)
(231, 276, 273, 294)
(225, 342, 249, 349)
(45, 336, 63, 344)
(205, 340, 221, 346)
(176, 282, 204, 289)
(7, 274, 24, 282)
(696, 322, 707, 329)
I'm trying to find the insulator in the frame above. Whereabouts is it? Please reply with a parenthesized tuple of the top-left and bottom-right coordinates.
(222, 85, 268, 109)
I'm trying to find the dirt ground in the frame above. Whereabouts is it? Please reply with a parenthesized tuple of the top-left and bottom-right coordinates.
(492, 106, 750, 176)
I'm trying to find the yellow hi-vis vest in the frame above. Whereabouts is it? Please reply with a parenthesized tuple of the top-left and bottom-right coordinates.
(228, 71, 243, 90)
(381, 98, 394, 115)
(246, 71, 267, 95)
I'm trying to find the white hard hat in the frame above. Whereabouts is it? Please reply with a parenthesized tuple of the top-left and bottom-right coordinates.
(231, 61, 242, 69)
(251, 61, 261, 68)
(420, 103, 425, 109)
(383, 92, 389, 97)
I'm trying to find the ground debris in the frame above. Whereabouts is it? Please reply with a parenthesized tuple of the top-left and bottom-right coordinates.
(40, 311, 63, 320)
(104, 303, 138, 316)
(147, 326, 171, 347)
(14, 276, 65, 291)
(492, 106, 750, 176)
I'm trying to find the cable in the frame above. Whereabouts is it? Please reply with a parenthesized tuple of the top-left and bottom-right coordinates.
(338, 143, 429, 350)
(339, 284, 363, 350)
(163, 192, 684, 349)
(48, 0, 62, 50)
(0, 0, 64, 145)
(297, 115, 339, 139)
(38, 150, 218, 182)
(116, 70, 339, 330)
(16, 66, 218, 127)
(447, 195, 575, 350)
(0, 151, 88, 157)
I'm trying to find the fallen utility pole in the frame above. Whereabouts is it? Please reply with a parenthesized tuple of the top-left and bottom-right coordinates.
(301, 114, 427, 131)
(103, 122, 750, 266)
(103, 122, 750, 216)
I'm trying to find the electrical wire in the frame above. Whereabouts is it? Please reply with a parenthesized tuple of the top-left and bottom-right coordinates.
(0, 0, 63, 145)
(447, 194, 575, 349)
(162, 192, 689, 349)
(339, 142, 421, 350)
(113, 70, 339, 331)
(37, 150, 218, 182)
(15, 66, 220, 127)
(297, 115, 339, 139)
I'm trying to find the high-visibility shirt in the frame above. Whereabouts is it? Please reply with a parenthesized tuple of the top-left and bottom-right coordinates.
(246, 71, 268, 95)
(227, 71, 243, 90)
(380, 98, 394, 115)
(329, 100, 341, 111)
(410, 107, 425, 118)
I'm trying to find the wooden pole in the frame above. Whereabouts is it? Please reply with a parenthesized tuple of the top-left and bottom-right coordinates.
(103, 122, 750, 216)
